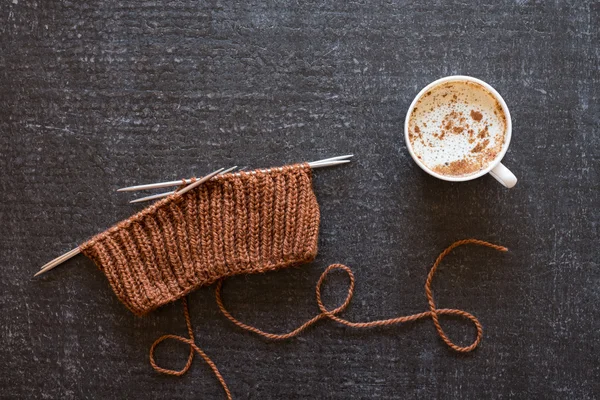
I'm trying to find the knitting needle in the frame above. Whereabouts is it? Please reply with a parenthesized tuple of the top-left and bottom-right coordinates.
(116, 164, 238, 192)
(309, 154, 354, 164)
(309, 160, 350, 168)
(117, 155, 353, 193)
(36, 156, 351, 275)
(119, 156, 352, 192)
(34, 248, 81, 277)
(130, 166, 238, 204)
(34, 167, 229, 277)
(127, 156, 353, 204)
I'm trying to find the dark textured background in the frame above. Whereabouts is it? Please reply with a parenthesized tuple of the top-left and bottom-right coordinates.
(1, 0, 599, 398)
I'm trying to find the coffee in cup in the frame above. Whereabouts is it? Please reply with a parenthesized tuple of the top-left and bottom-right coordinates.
(404, 76, 517, 188)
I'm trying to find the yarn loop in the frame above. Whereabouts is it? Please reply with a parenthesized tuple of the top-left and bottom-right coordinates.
(150, 239, 507, 399)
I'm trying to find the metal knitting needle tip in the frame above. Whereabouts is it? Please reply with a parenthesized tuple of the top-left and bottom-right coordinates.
(215, 165, 239, 176)
(308, 159, 352, 168)
(309, 154, 354, 164)
(129, 166, 238, 204)
(35, 247, 81, 277)
(177, 167, 229, 195)
(119, 166, 238, 193)
(117, 179, 187, 192)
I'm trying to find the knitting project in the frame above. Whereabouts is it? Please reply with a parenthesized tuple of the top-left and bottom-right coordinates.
(80, 163, 320, 316)
(72, 162, 507, 399)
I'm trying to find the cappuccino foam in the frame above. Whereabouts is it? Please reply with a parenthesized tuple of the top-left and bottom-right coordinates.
(408, 81, 507, 177)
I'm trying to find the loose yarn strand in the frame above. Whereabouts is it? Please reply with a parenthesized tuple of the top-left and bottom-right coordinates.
(149, 297, 233, 400)
(150, 239, 507, 399)
(216, 239, 507, 348)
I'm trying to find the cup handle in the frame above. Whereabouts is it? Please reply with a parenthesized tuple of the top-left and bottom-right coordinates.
(489, 162, 517, 188)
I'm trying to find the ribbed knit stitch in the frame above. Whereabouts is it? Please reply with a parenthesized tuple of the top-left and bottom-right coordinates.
(80, 163, 320, 315)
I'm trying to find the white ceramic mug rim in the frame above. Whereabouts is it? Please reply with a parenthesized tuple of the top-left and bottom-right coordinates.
(404, 75, 512, 182)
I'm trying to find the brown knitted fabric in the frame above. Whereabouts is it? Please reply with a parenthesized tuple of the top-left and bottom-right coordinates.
(79, 163, 320, 316)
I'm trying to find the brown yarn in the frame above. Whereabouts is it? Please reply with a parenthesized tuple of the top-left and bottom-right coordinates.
(80, 163, 320, 316)
(149, 297, 233, 400)
(149, 239, 507, 398)
(74, 161, 507, 398)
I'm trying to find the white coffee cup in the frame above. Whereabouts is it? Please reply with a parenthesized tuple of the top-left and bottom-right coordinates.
(404, 75, 517, 188)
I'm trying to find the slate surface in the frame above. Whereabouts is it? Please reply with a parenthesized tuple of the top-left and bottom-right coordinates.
(1, 1, 599, 398)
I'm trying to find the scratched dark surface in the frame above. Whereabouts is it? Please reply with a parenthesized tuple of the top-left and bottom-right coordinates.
(1, 0, 599, 399)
